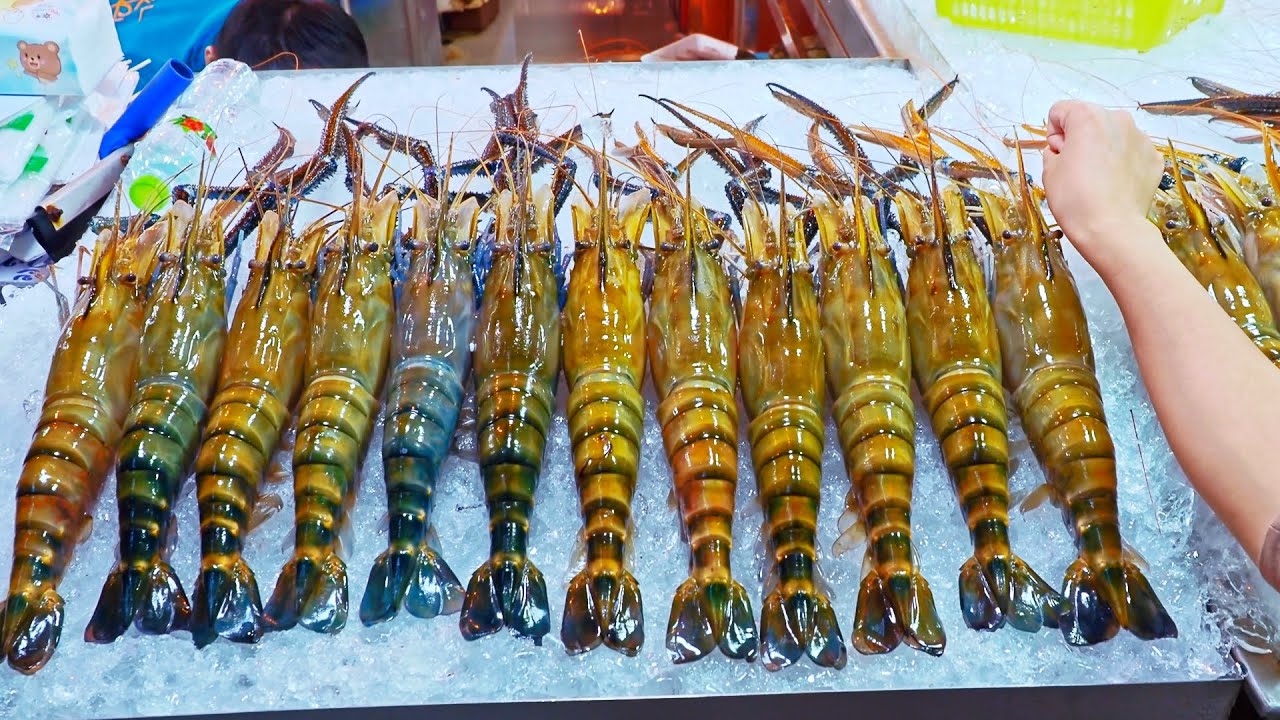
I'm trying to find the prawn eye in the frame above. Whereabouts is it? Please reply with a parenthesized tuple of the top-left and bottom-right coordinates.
(1264, 197, 1274, 207)
(1051, 229, 1065, 240)
(1165, 220, 1177, 230)
(207, 254, 223, 266)
(365, 242, 379, 253)
(248, 259, 265, 270)
(1001, 230, 1013, 240)
(77, 276, 92, 286)
(831, 241, 846, 251)
(123, 272, 138, 283)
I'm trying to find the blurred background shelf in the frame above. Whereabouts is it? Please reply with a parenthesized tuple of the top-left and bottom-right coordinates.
(358, 0, 888, 67)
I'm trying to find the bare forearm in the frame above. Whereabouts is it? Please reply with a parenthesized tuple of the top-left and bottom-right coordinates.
(1087, 219, 1280, 562)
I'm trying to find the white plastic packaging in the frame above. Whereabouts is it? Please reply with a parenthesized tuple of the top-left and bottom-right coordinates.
(120, 59, 261, 214)
(0, 99, 54, 186)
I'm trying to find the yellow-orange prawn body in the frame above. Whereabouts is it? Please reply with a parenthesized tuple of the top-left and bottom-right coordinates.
(738, 199, 845, 671)
(813, 195, 944, 656)
(979, 183, 1176, 645)
(900, 185, 1069, 634)
(558, 185, 651, 656)
(2, 207, 172, 673)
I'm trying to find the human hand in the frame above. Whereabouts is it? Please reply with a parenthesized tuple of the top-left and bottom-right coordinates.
(1040, 100, 1164, 264)
(641, 34, 743, 62)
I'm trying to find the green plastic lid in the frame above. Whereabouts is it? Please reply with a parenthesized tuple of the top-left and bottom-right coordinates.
(128, 174, 172, 213)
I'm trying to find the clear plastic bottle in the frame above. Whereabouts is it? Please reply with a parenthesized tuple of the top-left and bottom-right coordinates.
(122, 59, 261, 213)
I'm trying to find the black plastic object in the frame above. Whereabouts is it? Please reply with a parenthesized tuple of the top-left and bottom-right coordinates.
(24, 192, 109, 262)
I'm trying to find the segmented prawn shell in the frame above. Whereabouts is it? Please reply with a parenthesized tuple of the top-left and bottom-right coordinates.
(460, 186, 561, 645)
(86, 200, 228, 645)
(189, 211, 327, 648)
(360, 195, 480, 627)
(2, 206, 172, 674)
(900, 184, 1069, 635)
(813, 194, 944, 657)
(738, 198, 846, 672)
(265, 191, 398, 635)
(978, 179, 1175, 646)
(557, 182, 652, 656)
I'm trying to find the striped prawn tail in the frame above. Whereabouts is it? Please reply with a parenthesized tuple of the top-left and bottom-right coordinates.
(833, 380, 944, 657)
(5, 393, 118, 674)
(561, 372, 645, 656)
(752, 401, 846, 671)
(1015, 366, 1177, 645)
(189, 382, 289, 648)
(925, 368, 1070, 633)
(1062, 555, 1177, 645)
(266, 374, 379, 635)
(460, 372, 554, 644)
(361, 358, 466, 626)
(87, 379, 206, 643)
(659, 378, 757, 664)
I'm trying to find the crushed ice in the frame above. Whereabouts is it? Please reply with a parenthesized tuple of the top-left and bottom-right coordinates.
(0, 39, 1270, 716)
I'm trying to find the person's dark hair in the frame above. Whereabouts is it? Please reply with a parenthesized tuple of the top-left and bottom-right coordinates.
(212, 0, 369, 71)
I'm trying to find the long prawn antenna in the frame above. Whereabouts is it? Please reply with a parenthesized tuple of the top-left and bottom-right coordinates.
(924, 137, 946, 244)
(1166, 140, 1220, 253)
(683, 157, 699, 288)
(779, 170, 796, 319)
(596, 137, 610, 291)
(919, 122, 960, 287)
(1264, 125, 1280, 199)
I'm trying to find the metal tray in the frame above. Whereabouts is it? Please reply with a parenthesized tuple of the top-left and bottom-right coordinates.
(165, 680, 1241, 720)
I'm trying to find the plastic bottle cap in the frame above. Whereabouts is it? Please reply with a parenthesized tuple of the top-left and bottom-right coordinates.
(128, 174, 171, 213)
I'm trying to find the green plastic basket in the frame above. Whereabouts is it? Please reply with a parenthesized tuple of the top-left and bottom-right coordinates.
(935, 0, 1225, 51)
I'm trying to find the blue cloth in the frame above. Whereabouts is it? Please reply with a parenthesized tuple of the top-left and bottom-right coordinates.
(112, 1, 239, 86)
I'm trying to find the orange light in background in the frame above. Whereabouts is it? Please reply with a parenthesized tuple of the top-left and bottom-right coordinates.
(584, 0, 623, 14)
(680, 0, 736, 44)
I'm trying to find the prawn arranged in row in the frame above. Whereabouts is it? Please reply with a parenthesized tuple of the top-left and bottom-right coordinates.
(85, 198, 228, 644)
(813, 195, 944, 656)
(360, 194, 481, 627)
(559, 165, 652, 656)
(459, 187, 562, 644)
(738, 196, 846, 671)
(629, 130, 759, 665)
(1, 208, 173, 674)
(976, 166, 1176, 645)
(265, 188, 397, 634)
(898, 183, 1069, 634)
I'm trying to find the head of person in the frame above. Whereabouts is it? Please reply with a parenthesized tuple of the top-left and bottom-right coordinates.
(206, 0, 369, 71)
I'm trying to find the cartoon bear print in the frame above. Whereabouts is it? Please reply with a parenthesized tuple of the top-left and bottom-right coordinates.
(17, 39, 60, 83)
